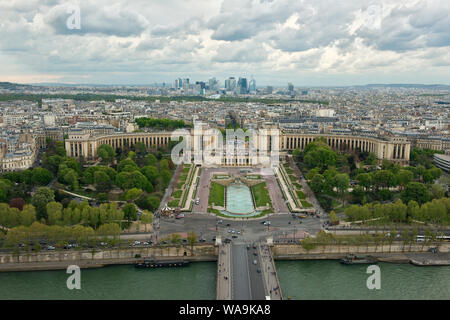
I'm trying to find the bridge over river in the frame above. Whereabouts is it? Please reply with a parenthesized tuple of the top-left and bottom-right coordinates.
(217, 241, 283, 300)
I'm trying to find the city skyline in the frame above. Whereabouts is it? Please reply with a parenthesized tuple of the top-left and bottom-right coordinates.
(1, 0, 450, 86)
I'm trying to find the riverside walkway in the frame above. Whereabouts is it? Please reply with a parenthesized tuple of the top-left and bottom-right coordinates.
(216, 241, 283, 300)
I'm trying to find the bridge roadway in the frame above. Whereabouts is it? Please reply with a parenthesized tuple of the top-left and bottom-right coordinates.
(216, 241, 282, 300)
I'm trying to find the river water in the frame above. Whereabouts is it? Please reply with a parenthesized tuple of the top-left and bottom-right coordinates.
(0, 261, 448, 299)
(276, 260, 450, 300)
(0, 262, 216, 300)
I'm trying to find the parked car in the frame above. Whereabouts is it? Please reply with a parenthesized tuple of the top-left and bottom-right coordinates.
(176, 214, 184, 219)
(47, 245, 56, 251)
(232, 235, 238, 239)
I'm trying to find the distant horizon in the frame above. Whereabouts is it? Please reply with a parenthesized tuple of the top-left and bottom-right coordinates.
(3, 81, 450, 89)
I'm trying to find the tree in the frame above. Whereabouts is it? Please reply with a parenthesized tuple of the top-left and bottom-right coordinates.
(351, 186, 366, 204)
(139, 210, 154, 232)
(169, 233, 182, 246)
(356, 173, 372, 191)
(334, 173, 350, 205)
(373, 170, 396, 190)
(63, 169, 79, 191)
(46, 202, 63, 225)
(125, 188, 142, 202)
(9, 198, 26, 211)
(31, 168, 53, 186)
(365, 153, 377, 166)
(145, 154, 158, 166)
(430, 184, 446, 200)
(160, 170, 172, 188)
(19, 205, 37, 227)
(31, 187, 55, 221)
(117, 158, 139, 173)
(93, 171, 112, 192)
(401, 229, 410, 252)
(97, 144, 116, 163)
(304, 147, 336, 170)
(401, 182, 430, 205)
(396, 170, 413, 190)
(160, 159, 170, 171)
(0, 179, 13, 202)
(96, 223, 121, 243)
(141, 166, 159, 184)
(388, 229, 396, 252)
(292, 148, 301, 161)
(115, 171, 150, 191)
(428, 167, 442, 180)
(329, 210, 339, 225)
(310, 174, 325, 193)
(122, 203, 138, 221)
(306, 168, 320, 181)
(187, 231, 197, 254)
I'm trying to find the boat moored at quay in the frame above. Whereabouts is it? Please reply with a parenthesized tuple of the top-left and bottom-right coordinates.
(135, 260, 190, 268)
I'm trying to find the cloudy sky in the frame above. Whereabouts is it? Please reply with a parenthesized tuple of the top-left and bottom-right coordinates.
(1, 0, 450, 86)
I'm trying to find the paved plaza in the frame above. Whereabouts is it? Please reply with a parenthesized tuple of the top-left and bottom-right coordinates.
(193, 167, 290, 214)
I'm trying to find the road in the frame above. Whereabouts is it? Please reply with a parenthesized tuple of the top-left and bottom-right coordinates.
(231, 243, 266, 300)
(157, 212, 325, 244)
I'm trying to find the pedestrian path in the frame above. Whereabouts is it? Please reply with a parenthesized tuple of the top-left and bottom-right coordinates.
(258, 243, 283, 300)
(180, 166, 200, 211)
(216, 243, 232, 300)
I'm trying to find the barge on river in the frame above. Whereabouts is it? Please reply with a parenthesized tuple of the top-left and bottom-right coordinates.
(135, 259, 189, 268)
(340, 254, 377, 265)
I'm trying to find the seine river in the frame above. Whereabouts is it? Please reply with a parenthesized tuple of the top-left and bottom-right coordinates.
(276, 260, 450, 300)
(0, 261, 449, 299)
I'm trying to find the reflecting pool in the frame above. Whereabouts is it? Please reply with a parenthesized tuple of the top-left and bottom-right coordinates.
(226, 182, 255, 214)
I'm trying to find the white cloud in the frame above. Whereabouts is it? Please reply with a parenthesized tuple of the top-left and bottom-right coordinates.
(0, 0, 449, 85)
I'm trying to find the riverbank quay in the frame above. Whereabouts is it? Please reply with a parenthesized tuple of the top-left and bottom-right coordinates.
(1, 242, 449, 273)
(0, 245, 218, 272)
(272, 243, 450, 266)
